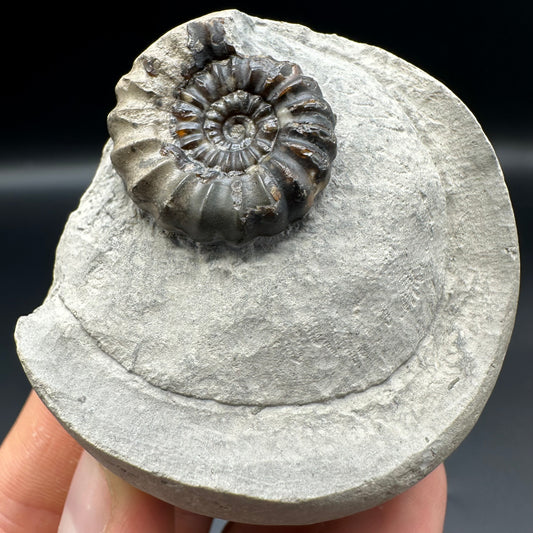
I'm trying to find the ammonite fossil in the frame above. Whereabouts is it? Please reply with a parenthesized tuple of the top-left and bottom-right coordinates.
(15, 9, 519, 527)
(108, 20, 337, 245)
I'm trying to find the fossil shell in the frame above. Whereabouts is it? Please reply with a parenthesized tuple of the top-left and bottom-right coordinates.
(108, 20, 337, 245)
(16, 10, 519, 526)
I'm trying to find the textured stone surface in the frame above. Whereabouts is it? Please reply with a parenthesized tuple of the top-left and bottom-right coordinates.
(15, 10, 519, 524)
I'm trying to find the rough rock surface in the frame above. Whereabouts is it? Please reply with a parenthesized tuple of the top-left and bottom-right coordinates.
(15, 10, 519, 524)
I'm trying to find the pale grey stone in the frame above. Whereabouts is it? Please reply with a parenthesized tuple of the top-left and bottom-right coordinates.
(15, 9, 519, 524)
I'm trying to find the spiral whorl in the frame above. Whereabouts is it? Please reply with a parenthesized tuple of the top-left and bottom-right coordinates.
(108, 19, 337, 245)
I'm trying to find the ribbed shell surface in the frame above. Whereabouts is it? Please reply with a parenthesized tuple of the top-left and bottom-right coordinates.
(108, 23, 337, 245)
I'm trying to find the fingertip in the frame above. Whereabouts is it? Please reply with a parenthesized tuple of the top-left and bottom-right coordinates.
(354, 463, 448, 533)
(174, 505, 213, 533)
(0, 391, 82, 533)
(57, 451, 111, 533)
(1, 391, 211, 533)
(99, 465, 175, 532)
(100, 467, 213, 533)
(56, 450, 178, 533)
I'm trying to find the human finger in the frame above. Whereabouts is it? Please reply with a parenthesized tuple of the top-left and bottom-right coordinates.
(0, 390, 83, 533)
(58, 449, 214, 533)
(0, 390, 212, 533)
(58, 450, 174, 532)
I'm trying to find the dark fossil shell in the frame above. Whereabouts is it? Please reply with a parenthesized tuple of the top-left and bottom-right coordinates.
(108, 21, 337, 245)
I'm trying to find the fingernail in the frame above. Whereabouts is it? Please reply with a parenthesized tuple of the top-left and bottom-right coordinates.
(58, 450, 112, 533)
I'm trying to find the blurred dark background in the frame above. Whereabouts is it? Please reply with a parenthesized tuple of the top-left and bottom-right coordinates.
(0, 2, 531, 531)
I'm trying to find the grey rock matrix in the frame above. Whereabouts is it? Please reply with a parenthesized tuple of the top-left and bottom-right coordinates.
(15, 9, 519, 525)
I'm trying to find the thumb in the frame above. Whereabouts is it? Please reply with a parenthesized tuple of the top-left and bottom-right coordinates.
(57, 450, 173, 533)
(58, 450, 212, 533)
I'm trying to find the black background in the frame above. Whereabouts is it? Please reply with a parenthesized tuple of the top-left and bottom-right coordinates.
(0, 1, 531, 159)
(0, 2, 531, 531)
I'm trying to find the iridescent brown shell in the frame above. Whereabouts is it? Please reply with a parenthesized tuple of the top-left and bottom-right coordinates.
(108, 21, 337, 245)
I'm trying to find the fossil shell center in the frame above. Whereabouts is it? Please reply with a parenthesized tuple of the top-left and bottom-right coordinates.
(108, 29, 337, 245)
(173, 79, 280, 172)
